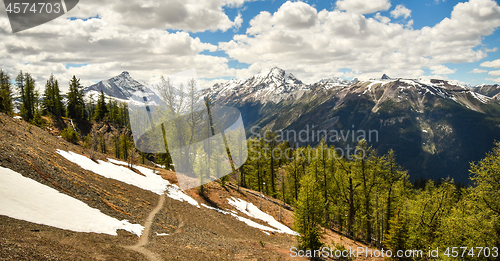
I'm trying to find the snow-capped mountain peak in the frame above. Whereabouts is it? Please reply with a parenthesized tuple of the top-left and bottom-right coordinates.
(205, 67, 309, 104)
(381, 74, 391, 80)
(84, 71, 145, 100)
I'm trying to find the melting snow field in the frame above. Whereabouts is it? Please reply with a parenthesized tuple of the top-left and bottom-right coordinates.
(202, 198, 299, 235)
(200, 203, 281, 234)
(2, 149, 297, 237)
(57, 150, 200, 207)
(0, 166, 144, 236)
(165, 185, 200, 207)
(56, 150, 169, 195)
(55, 150, 294, 235)
(227, 197, 299, 236)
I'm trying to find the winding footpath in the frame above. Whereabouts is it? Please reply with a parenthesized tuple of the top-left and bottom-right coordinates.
(125, 193, 166, 261)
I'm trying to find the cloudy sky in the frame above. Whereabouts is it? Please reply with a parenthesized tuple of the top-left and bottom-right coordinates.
(1, 0, 500, 91)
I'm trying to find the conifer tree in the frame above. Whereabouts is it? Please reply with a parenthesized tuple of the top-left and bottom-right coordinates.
(109, 99, 119, 123)
(384, 207, 408, 257)
(15, 70, 25, 105)
(31, 88, 45, 126)
(0, 69, 13, 114)
(113, 135, 121, 158)
(93, 90, 108, 121)
(120, 133, 130, 161)
(18, 72, 36, 121)
(119, 102, 129, 127)
(383, 149, 406, 237)
(468, 142, 500, 251)
(470, 141, 500, 218)
(85, 93, 96, 121)
(66, 76, 86, 121)
(99, 135, 107, 154)
(42, 74, 64, 117)
(266, 131, 279, 196)
(353, 140, 380, 243)
(293, 172, 324, 250)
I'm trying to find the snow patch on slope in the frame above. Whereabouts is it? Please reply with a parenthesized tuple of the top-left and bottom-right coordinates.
(56, 150, 168, 195)
(57, 150, 200, 207)
(227, 197, 299, 235)
(201, 203, 229, 214)
(106, 158, 199, 207)
(165, 184, 200, 207)
(200, 203, 280, 234)
(0, 166, 144, 236)
(470, 91, 491, 104)
(229, 212, 282, 233)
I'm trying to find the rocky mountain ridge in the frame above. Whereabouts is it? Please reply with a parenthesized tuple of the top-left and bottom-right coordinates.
(203, 68, 500, 184)
(81, 69, 500, 183)
(84, 71, 145, 100)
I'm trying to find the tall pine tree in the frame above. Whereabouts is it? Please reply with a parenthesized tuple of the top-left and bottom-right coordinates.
(0, 70, 13, 114)
(384, 207, 408, 256)
(15, 70, 25, 106)
(17, 71, 36, 121)
(293, 172, 324, 250)
(66, 76, 86, 121)
(93, 90, 108, 121)
(42, 74, 64, 117)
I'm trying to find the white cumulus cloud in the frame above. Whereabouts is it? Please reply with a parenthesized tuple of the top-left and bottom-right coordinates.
(220, 0, 500, 82)
(486, 77, 500, 82)
(336, 0, 391, 14)
(67, 0, 250, 33)
(430, 65, 456, 75)
(374, 13, 391, 24)
(481, 59, 500, 68)
(0, 14, 232, 90)
(488, 70, 500, 76)
(470, 68, 488, 73)
(0, 0, 255, 90)
(391, 5, 412, 19)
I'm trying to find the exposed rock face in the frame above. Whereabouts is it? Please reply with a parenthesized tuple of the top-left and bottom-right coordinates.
(84, 71, 145, 100)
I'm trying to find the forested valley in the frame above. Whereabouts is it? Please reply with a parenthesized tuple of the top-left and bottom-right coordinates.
(239, 134, 500, 260)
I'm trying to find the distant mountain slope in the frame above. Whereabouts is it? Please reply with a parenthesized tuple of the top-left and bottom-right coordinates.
(475, 84, 500, 100)
(81, 69, 500, 183)
(84, 71, 145, 100)
(205, 69, 500, 183)
(208, 67, 313, 104)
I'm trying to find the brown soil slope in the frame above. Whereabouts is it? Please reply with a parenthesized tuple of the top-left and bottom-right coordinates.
(0, 113, 382, 260)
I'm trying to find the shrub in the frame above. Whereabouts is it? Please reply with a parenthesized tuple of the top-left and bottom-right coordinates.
(61, 126, 79, 144)
(29, 111, 46, 127)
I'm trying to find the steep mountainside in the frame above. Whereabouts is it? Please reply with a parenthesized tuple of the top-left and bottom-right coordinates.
(0, 113, 296, 260)
(475, 84, 500, 100)
(84, 71, 145, 100)
(205, 69, 500, 183)
(208, 67, 313, 104)
(0, 113, 382, 260)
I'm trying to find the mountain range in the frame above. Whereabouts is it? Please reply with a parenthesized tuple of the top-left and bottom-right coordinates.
(475, 83, 500, 100)
(84, 68, 500, 183)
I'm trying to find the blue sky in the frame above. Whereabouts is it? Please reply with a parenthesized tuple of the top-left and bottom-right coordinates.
(190, 0, 500, 86)
(1, 0, 500, 89)
(195, 1, 483, 69)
